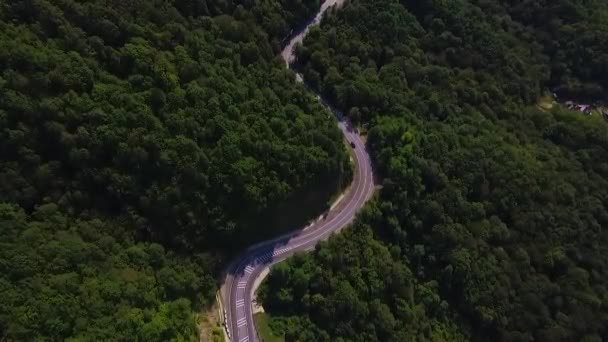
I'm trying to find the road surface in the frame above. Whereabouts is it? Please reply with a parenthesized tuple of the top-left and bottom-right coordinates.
(221, 1, 373, 341)
(281, 0, 346, 65)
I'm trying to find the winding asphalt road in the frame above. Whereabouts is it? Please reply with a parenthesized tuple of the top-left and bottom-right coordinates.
(221, 1, 374, 341)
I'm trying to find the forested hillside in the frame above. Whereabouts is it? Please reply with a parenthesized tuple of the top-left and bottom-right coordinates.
(262, 0, 608, 341)
(486, 0, 608, 100)
(0, 0, 348, 340)
(0, 203, 214, 340)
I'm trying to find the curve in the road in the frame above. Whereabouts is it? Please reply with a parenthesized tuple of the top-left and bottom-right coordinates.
(222, 1, 373, 341)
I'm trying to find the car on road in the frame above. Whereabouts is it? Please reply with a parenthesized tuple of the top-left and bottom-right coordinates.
(350, 141, 356, 148)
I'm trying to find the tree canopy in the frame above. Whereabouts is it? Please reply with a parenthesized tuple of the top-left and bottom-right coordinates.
(0, 203, 213, 341)
(1, 0, 349, 250)
(0, 0, 348, 340)
(262, 0, 608, 340)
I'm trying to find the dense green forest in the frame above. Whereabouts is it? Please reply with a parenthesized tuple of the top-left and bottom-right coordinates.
(262, 0, 608, 341)
(3, 0, 608, 340)
(0, 203, 214, 340)
(260, 220, 468, 341)
(0, 0, 349, 340)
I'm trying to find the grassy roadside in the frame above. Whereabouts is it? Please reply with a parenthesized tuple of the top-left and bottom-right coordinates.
(196, 298, 224, 342)
(254, 313, 284, 342)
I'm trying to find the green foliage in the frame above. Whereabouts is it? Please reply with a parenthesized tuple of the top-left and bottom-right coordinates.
(0, 0, 349, 340)
(0, 0, 349, 248)
(261, 219, 468, 341)
(264, 0, 608, 340)
(254, 312, 285, 342)
(0, 203, 213, 341)
(483, 0, 608, 100)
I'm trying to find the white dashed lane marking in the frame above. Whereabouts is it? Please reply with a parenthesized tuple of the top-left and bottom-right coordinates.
(257, 253, 271, 263)
(271, 247, 291, 257)
(237, 317, 247, 328)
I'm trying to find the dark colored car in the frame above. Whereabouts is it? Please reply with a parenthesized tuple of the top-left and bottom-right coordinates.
(350, 141, 356, 148)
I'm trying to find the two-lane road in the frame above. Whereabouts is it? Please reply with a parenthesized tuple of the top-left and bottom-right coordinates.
(222, 1, 372, 341)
